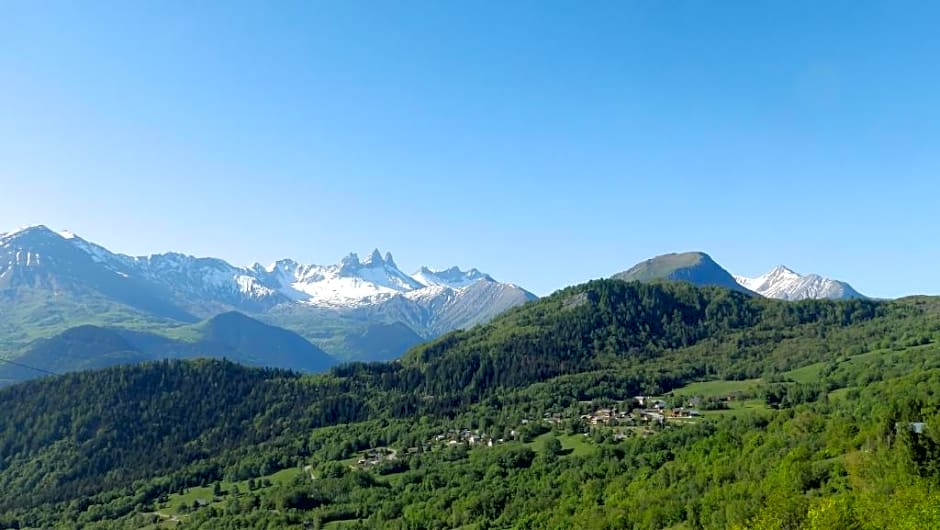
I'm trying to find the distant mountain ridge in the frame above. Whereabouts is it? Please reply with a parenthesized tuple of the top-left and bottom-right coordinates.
(615, 252, 864, 301)
(0, 312, 335, 385)
(735, 265, 865, 300)
(0, 225, 536, 361)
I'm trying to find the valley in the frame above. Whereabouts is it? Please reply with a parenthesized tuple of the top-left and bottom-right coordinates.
(1, 279, 939, 528)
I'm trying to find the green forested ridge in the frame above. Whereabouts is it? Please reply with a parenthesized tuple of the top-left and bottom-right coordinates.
(1, 280, 940, 529)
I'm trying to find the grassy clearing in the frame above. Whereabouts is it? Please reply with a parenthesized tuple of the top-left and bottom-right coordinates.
(671, 378, 762, 398)
(783, 362, 827, 383)
(701, 399, 769, 417)
(558, 433, 594, 456)
(527, 432, 596, 457)
(163, 485, 215, 514)
(159, 467, 303, 515)
(828, 387, 855, 401)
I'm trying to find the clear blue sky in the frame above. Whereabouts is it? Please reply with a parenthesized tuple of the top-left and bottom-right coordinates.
(1, 1, 938, 298)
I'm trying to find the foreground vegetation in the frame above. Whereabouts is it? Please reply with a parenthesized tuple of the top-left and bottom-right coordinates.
(1, 280, 940, 528)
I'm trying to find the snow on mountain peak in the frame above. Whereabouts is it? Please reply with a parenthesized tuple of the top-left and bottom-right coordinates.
(736, 265, 801, 292)
(251, 251, 505, 307)
(0, 225, 114, 266)
(735, 265, 864, 301)
(412, 266, 494, 289)
(2, 225, 59, 241)
(246, 249, 425, 307)
(770, 265, 798, 276)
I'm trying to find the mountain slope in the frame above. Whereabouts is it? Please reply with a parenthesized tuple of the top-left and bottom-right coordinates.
(357, 278, 538, 337)
(0, 226, 196, 322)
(0, 325, 149, 383)
(336, 321, 426, 362)
(613, 251, 754, 294)
(735, 265, 866, 300)
(194, 311, 335, 372)
(0, 312, 335, 384)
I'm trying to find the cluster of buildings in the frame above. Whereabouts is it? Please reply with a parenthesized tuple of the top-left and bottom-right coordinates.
(343, 395, 716, 476)
(356, 447, 397, 467)
(384, 396, 710, 466)
(431, 428, 506, 448)
(579, 397, 702, 428)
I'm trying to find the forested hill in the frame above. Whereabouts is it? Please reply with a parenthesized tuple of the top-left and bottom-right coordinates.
(395, 280, 888, 397)
(2, 280, 940, 528)
(0, 360, 369, 513)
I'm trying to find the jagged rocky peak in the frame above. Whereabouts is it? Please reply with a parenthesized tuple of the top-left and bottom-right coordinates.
(362, 248, 385, 267)
(258, 258, 299, 274)
(341, 252, 361, 267)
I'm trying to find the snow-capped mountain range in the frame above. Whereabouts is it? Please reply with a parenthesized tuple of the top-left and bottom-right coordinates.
(0, 225, 526, 308)
(254, 251, 445, 308)
(734, 265, 864, 301)
(0, 225, 536, 360)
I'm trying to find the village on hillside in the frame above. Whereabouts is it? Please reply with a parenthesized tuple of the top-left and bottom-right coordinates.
(350, 393, 736, 469)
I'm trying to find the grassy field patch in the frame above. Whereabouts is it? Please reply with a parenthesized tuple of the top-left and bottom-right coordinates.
(783, 362, 827, 383)
(527, 431, 595, 456)
(701, 398, 769, 417)
(671, 378, 762, 398)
